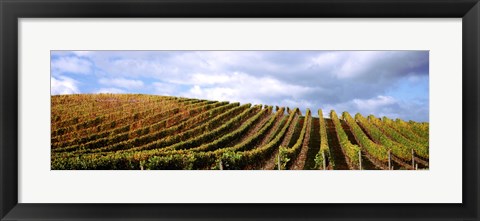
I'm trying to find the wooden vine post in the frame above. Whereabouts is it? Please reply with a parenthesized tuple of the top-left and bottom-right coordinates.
(388, 150, 392, 170)
(322, 151, 326, 170)
(358, 150, 362, 170)
(277, 151, 281, 170)
(411, 149, 415, 170)
(219, 159, 223, 170)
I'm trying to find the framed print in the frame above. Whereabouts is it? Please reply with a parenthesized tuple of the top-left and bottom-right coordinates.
(1, 0, 479, 220)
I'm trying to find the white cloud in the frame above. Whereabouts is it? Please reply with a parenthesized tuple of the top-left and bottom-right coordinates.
(180, 72, 314, 105)
(51, 76, 80, 95)
(152, 82, 178, 96)
(99, 78, 144, 89)
(336, 51, 384, 79)
(51, 56, 92, 74)
(280, 99, 315, 114)
(72, 51, 92, 57)
(353, 95, 396, 111)
(96, 88, 126, 94)
(186, 85, 237, 102)
(91, 56, 169, 79)
(171, 51, 262, 71)
(310, 52, 343, 71)
(189, 73, 234, 85)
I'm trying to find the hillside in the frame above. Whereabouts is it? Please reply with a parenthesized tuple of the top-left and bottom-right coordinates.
(51, 94, 429, 170)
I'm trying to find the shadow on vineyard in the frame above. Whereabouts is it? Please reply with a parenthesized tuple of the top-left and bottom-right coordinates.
(51, 94, 429, 170)
(303, 118, 320, 170)
(325, 119, 349, 170)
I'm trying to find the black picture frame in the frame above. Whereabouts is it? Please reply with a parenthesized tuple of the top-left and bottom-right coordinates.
(1, 0, 479, 220)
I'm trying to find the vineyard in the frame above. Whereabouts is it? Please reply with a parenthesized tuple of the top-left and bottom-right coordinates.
(51, 94, 429, 170)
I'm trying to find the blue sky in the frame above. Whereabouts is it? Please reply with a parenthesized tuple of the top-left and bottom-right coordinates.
(51, 51, 429, 122)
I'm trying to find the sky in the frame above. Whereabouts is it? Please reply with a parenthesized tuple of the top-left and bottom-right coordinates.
(50, 51, 429, 122)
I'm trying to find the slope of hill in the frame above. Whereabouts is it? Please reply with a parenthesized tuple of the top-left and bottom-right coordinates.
(51, 94, 429, 170)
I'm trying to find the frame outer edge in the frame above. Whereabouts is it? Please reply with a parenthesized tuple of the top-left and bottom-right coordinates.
(0, 0, 6, 219)
(0, 0, 3, 216)
(476, 3, 480, 220)
(1, 0, 480, 221)
(474, 2, 480, 220)
(1, 1, 19, 220)
(463, 1, 480, 220)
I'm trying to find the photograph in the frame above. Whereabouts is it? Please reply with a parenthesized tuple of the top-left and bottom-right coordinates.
(50, 50, 429, 170)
